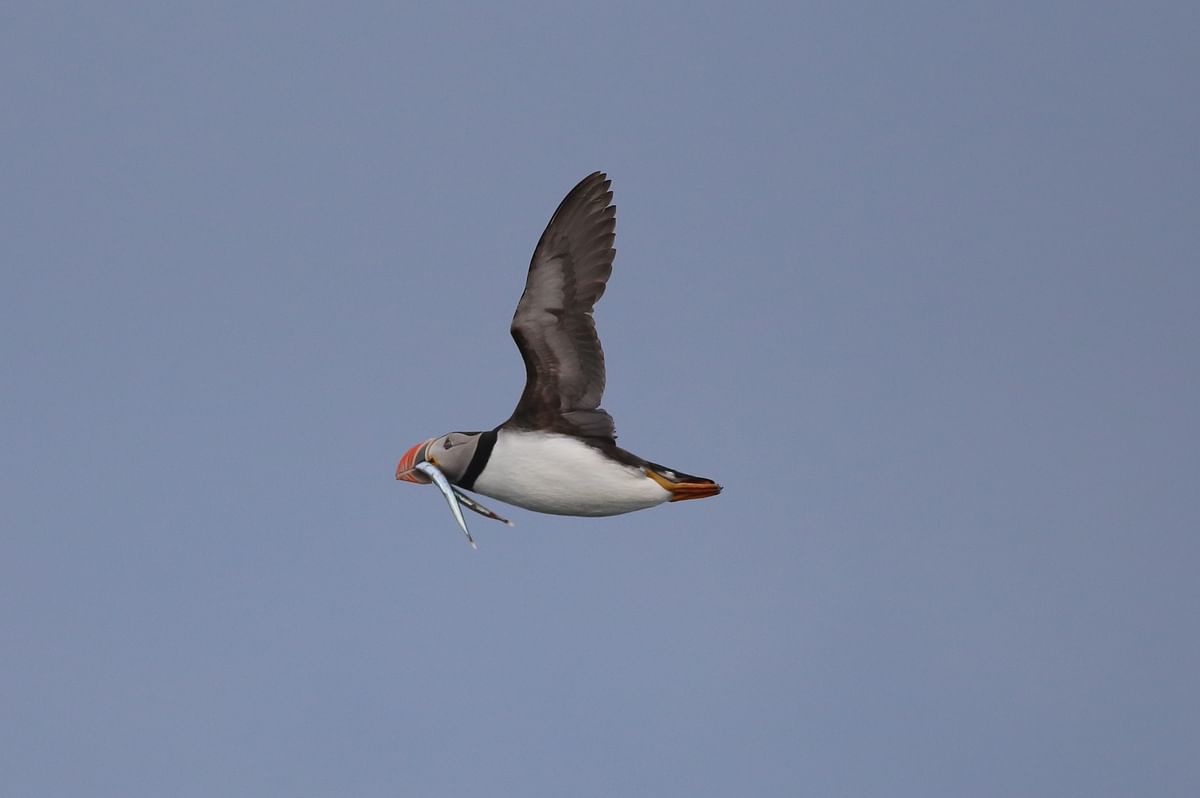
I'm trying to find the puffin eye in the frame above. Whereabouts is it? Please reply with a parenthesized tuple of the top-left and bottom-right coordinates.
(443, 438, 453, 449)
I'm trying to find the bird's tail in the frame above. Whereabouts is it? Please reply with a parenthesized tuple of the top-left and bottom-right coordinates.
(644, 463, 723, 502)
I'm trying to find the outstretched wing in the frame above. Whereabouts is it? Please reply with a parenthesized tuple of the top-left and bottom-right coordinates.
(505, 172, 617, 440)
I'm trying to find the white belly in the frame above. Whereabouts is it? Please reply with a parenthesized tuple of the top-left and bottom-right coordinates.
(471, 430, 670, 516)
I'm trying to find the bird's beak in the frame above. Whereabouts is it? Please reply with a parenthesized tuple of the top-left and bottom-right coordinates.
(396, 438, 435, 483)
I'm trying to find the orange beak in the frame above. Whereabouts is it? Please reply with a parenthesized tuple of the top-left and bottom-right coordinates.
(395, 438, 435, 483)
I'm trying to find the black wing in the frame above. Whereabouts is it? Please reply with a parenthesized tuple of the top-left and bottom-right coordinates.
(505, 172, 617, 440)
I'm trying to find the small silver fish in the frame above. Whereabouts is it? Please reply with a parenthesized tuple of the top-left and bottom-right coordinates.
(413, 461, 514, 547)
(452, 488, 514, 527)
(414, 461, 475, 548)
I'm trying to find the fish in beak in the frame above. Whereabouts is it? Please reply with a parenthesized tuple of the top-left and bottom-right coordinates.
(395, 437, 514, 547)
(395, 438, 435, 483)
(414, 461, 476, 548)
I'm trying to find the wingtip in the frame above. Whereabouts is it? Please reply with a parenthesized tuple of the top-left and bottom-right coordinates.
(582, 170, 611, 193)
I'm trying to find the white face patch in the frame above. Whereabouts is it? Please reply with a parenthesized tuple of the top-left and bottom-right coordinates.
(426, 432, 479, 482)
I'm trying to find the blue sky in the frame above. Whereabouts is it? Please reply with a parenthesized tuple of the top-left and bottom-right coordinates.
(3, 2, 1198, 796)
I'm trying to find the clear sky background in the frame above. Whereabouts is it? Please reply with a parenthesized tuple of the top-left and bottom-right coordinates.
(3, 3, 1197, 796)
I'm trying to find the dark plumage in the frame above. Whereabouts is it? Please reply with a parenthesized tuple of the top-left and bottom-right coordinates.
(506, 171, 617, 441)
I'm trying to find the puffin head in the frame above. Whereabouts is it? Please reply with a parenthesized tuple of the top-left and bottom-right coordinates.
(395, 432, 483, 485)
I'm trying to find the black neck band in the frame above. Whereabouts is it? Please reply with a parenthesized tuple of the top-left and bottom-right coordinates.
(458, 428, 498, 491)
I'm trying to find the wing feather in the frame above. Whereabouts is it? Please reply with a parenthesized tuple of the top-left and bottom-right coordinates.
(506, 172, 618, 439)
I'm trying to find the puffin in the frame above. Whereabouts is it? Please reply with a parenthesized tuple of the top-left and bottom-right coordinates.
(396, 171, 721, 518)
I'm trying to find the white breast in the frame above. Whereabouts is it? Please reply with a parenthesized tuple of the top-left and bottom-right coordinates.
(471, 430, 670, 516)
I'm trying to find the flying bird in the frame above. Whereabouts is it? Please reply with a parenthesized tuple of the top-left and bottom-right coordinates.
(396, 172, 721, 529)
